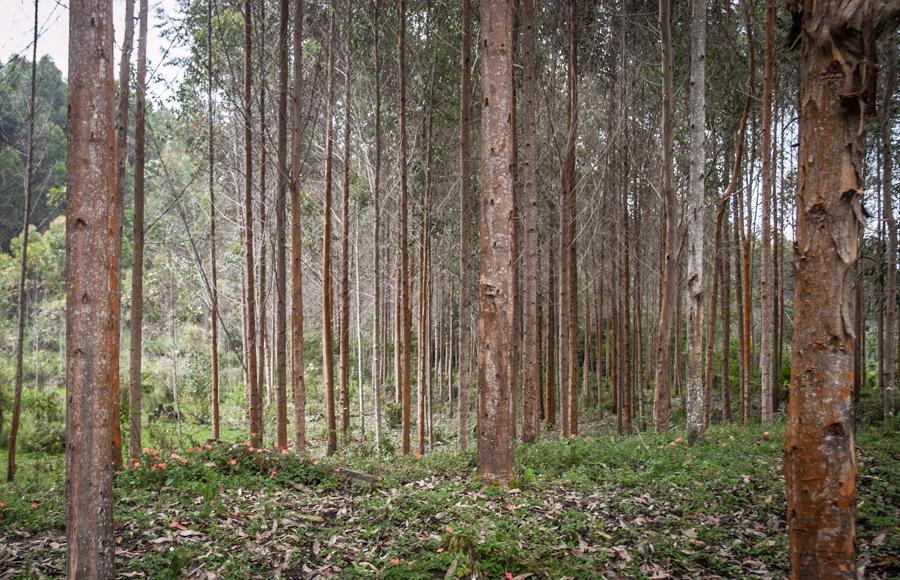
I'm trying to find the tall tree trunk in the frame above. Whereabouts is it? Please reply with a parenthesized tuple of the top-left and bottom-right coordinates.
(6, 0, 41, 482)
(721, 217, 733, 423)
(882, 34, 897, 422)
(477, 0, 516, 483)
(322, 6, 338, 456)
(290, 0, 307, 452)
(784, 1, 898, 574)
(685, 0, 706, 444)
(398, 0, 412, 455)
(545, 235, 557, 427)
(65, 0, 118, 572)
(256, 0, 269, 441)
(243, 0, 261, 449)
(127, 0, 149, 461)
(654, 0, 676, 432)
(111, 0, 135, 469)
(339, 0, 353, 437)
(458, 0, 474, 450)
(370, 0, 383, 452)
(759, 0, 775, 424)
(561, 0, 579, 437)
(208, 0, 221, 442)
(274, 0, 290, 450)
(521, 0, 540, 444)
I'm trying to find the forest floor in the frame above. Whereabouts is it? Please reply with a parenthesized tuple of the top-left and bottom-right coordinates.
(0, 421, 897, 579)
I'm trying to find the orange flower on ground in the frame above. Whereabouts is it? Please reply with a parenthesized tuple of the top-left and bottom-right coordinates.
(312, 460, 319, 465)
(670, 441, 677, 447)
(414, 452, 422, 459)
(445, 526, 453, 533)
(229, 459, 237, 465)
(280, 448, 288, 456)
(389, 559, 399, 565)
(335, 467, 342, 473)
(31, 503, 39, 510)
(436, 548, 444, 553)
(675, 436, 685, 443)
(270, 469, 277, 478)
(0, 502, 7, 508)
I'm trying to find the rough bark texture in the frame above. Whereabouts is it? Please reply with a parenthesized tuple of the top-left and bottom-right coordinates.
(477, 0, 515, 483)
(521, 0, 540, 444)
(322, 7, 337, 457)
(274, 0, 289, 450)
(458, 0, 474, 451)
(653, 0, 676, 432)
(243, 0, 261, 449)
(66, 0, 118, 574)
(128, 0, 149, 461)
(290, 0, 306, 452)
(882, 33, 897, 422)
(398, 0, 412, 456)
(371, 0, 383, 452)
(685, 0, 706, 445)
(339, 0, 353, 438)
(783, 0, 895, 574)
(759, 0, 775, 425)
(6, 0, 40, 482)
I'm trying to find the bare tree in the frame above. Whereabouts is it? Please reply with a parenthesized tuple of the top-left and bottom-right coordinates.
(208, 0, 220, 442)
(398, 0, 412, 455)
(370, 0, 383, 452)
(458, 0, 474, 450)
(759, 0, 775, 424)
(322, 5, 338, 456)
(274, 0, 290, 449)
(339, 0, 353, 437)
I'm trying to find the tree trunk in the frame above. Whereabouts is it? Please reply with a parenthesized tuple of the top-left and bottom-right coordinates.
(759, 0, 775, 425)
(477, 0, 516, 483)
(370, 0, 382, 452)
(882, 33, 897, 422)
(339, 0, 353, 438)
(208, 0, 220, 443)
(398, 0, 412, 455)
(127, 0, 149, 461)
(322, 6, 337, 456)
(243, 0, 261, 449)
(458, 0, 474, 451)
(256, 0, 269, 441)
(521, 0, 540, 443)
(784, 0, 897, 574)
(65, 0, 118, 572)
(6, 0, 40, 483)
(290, 0, 307, 453)
(274, 0, 289, 450)
(653, 0, 676, 432)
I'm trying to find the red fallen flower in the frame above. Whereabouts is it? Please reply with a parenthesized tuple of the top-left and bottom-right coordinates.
(31, 503, 39, 510)
(389, 559, 399, 565)
(436, 548, 444, 553)
(0, 502, 7, 508)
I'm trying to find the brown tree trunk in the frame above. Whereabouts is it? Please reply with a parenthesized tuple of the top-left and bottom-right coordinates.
(545, 235, 557, 427)
(6, 0, 40, 483)
(65, 0, 118, 572)
(290, 0, 306, 452)
(882, 34, 897, 422)
(127, 0, 148, 461)
(371, 0, 383, 452)
(759, 0, 775, 425)
(398, 0, 412, 455)
(458, 0, 474, 451)
(274, 0, 290, 450)
(521, 0, 540, 443)
(256, 0, 269, 440)
(784, 1, 898, 574)
(208, 0, 220, 443)
(339, 0, 353, 438)
(477, 0, 516, 483)
(561, 0, 579, 437)
(685, 0, 706, 444)
(243, 0, 261, 449)
(653, 0, 676, 432)
(322, 6, 338, 456)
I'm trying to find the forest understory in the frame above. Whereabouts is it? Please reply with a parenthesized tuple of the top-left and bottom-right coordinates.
(1, 420, 897, 579)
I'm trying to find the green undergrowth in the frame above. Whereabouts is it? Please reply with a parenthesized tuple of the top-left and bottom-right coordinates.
(0, 423, 897, 578)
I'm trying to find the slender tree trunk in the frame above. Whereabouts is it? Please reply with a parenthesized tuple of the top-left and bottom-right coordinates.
(244, 0, 261, 449)
(721, 217, 733, 423)
(545, 236, 557, 428)
(521, 0, 541, 444)
(339, 0, 353, 437)
(65, 0, 118, 572)
(458, 0, 474, 451)
(477, 0, 516, 483)
(127, 0, 149, 461)
(785, 0, 898, 573)
(654, 0, 676, 432)
(370, 0, 383, 452)
(256, 0, 269, 441)
(6, 0, 40, 482)
(561, 0, 579, 437)
(882, 34, 897, 422)
(274, 0, 290, 449)
(759, 0, 775, 424)
(355, 214, 365, 438)
(398, 0, 412, 455)
(322, 6, 338, 456)
(290, 0, 306, 452)
(208, 0, 220, 442)
(685, 0, 706, 444)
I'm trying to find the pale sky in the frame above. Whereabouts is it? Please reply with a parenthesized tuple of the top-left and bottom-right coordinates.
(0, 0, 186, 95)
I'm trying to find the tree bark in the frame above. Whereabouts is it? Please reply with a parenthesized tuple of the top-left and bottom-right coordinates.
(685, 0, 707, 445)
(207, 0, 220, 443)
(322, 6, 338, 456)
(759, 0, 775, 425)
(458, 0, 474, 451)
(274, 0, 290, 450)
(6, 0, 40, 483)
(881, 33, 897, 422)
(653, 0, 676, 432)
(370, 0, 383, 452)
(784, 0, 897, 574)
(339, 0, 353, 438)
(65, 0, 118, 572)
(398, 0, 412, 455)
(477, 0, 516, 483)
